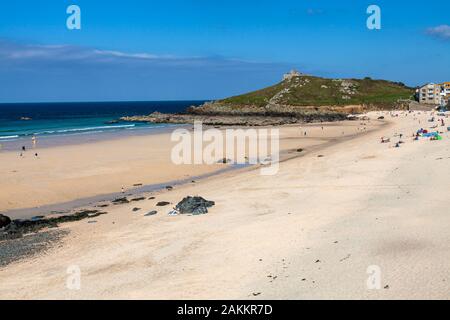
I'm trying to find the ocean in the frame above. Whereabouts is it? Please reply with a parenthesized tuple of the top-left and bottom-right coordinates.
(0, 101, 205, 150)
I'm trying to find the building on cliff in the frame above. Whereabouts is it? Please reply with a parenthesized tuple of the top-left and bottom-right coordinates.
(282, 70, 302, 81)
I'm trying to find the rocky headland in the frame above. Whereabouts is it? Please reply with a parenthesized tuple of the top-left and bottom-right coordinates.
(120, 71, 414, 126)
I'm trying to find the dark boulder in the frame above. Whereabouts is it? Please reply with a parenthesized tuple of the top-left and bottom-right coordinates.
(175, 196, 215, 215)
(0, 214, 11, 228)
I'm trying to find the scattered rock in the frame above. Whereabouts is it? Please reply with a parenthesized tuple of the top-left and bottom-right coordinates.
(112, 197, 129, 205)
(339, 254, 351, 262)
(148, 196, 155, 200)
(133, 183, 143, 187)
(97, 204, 109, 208)
(165, 186, 173, 191)
(174, 196, 215, 215)
(384, 285, 389, 289)
(132, 207, 141, 212)
(0, 214, 12, 228)
(0, 210, 107, 241)
(145, 211, 158, 216)
(156, 201, 171, 206)
(296, 148, 304, 153)
(252, 292, 261, 297)
(317, 155, 324, 158)
(130, 197, 145, 202)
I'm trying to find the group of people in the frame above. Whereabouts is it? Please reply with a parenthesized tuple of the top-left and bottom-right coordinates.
(19, 135, 39, 157)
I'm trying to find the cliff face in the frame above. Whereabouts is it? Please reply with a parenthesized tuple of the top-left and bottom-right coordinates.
(188, 74, 414, 117)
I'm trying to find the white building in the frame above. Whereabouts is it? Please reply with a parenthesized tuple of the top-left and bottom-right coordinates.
(282, 70, 302, 81)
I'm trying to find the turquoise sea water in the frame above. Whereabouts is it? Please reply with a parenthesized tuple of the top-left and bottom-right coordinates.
(0, 101, 205, 150)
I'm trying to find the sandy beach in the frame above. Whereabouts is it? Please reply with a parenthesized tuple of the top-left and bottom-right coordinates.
(0, 121, 372, 216)
(1, 110, 450, 299)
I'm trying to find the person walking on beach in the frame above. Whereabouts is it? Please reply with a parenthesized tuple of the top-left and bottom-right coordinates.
(32, 135, 37, 148)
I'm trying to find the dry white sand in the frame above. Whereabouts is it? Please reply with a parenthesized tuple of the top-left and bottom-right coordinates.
(1, 111, 449, 299)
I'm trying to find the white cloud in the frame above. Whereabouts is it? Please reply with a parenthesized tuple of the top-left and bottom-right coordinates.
(426, 25, 450, 39)
(0, 41, 166, 61)
(92, 49, 162, 60)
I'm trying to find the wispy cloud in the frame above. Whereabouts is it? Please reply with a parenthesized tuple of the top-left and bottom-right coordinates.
(0, 40, 174, 63)
(0, 39, 291, 102)
(0, 39, 281, 68)
(426, 25, 450, 40)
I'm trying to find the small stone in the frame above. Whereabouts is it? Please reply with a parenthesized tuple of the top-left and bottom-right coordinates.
(217, 158, 232, 164)
(156, 201, 170, 206)
(144, 211, 157, 216)
(132, 208, 141, 212)
(112, 197, 129, 205)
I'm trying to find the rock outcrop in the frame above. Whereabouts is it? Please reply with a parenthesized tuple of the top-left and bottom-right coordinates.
(0, 214, 11, 228)
(174, 196, 215, 215)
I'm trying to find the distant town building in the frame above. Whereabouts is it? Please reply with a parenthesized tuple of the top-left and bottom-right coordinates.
(418, 82, 450, 106)
(441, 82, 450, 106)
(419, 83, 443, 105)
(283, 70, 302, 81)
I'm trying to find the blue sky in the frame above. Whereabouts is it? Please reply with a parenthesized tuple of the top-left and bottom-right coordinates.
(0, 0, 449, 102)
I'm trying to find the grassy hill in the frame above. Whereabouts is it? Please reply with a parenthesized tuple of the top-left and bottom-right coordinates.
(219, 75, 414, 108)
